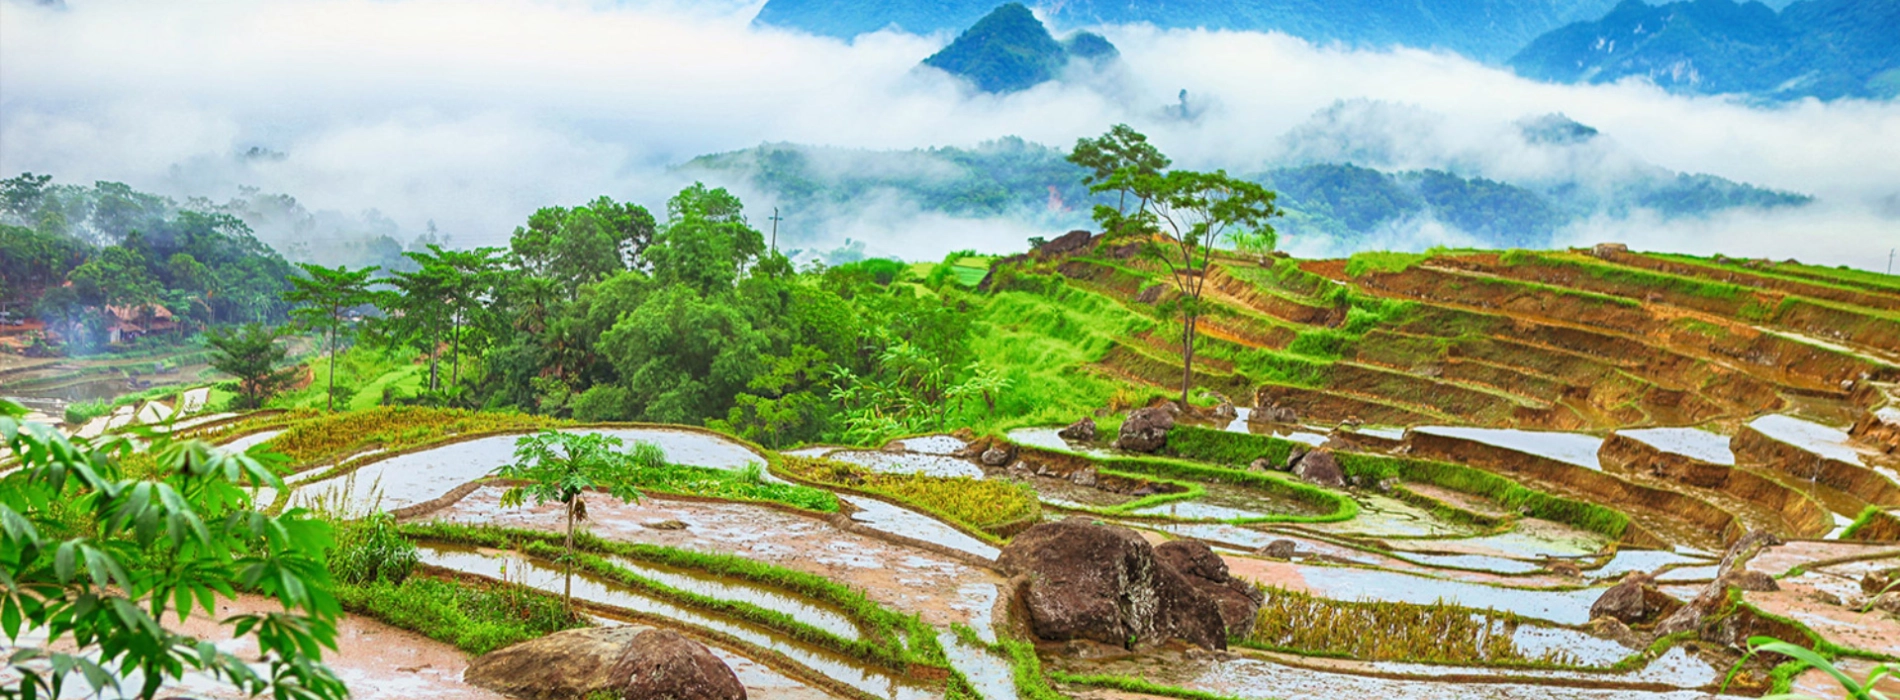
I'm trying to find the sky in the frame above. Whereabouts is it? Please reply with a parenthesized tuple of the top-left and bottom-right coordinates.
(2, 0, 1896, 269)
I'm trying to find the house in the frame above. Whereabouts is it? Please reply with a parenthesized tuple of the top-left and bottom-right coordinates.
(103, 304, 178, 344)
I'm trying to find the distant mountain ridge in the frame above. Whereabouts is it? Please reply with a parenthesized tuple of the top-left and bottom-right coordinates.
(754, 0, 1622, 63)
(1511, 0, 1900, 100)
(919, 3, 1118, 93)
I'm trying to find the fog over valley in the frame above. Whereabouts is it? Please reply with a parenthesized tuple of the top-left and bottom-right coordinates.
(3, 0, 1896, 268)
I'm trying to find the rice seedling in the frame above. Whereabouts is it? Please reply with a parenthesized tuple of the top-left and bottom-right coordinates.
(1242, 585, 1580, 666)
(776, 454, 1039, 533)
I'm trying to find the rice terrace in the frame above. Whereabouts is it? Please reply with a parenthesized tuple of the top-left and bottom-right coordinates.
(3, 1, 1899, 700)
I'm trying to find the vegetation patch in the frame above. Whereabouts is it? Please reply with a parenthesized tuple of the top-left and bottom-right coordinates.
(336, 576, 581, 656)
(776, 454, 1035, 535)
(253, 406, 563, 470)
(1010, 439, 1359, 524)
(1242, 585, 1579, 665)
(629, 460, 839, 512)
(1334, 451, 1629, 539)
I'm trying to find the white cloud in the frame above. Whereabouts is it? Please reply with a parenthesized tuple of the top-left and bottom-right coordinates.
(0, 0, 1894, 268)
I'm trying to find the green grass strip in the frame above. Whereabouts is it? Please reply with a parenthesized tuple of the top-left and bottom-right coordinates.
(1332, 451, 1629, 539)
(1050, 672, 1250, 700)
(1006, 438, 1358, 525)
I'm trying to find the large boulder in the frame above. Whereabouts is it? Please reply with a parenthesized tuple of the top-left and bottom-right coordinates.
(1155, 539, 1264, 638)
(1290, 449, 1344, 487)
(1115, 407, 1176, 453)
(1058, 418, 1098, 442)
(998, 518, 1227, 650)
(610, 629, 746, 700)
(1589, 574, 1679, 625)
(466, 627, 640, 700)
(1656, 530, 1783, 637)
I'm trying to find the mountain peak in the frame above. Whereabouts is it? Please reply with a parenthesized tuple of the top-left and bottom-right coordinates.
(920, 3, 1116, 93)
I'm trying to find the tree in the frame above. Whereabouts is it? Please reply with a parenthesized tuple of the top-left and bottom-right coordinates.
(67, 245, 161, 309)
(490, 431, 656, 614)
(1075, 127, 1282, 406)
(0, 400, 348, 700)
(1067, 124, 1171, 233)
(205, 324, 297, 409)
(285, 264, 380, 411)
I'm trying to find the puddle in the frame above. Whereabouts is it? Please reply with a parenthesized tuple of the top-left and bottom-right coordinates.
(940, 632, 1016, 700)
(1587, 549, 1711, 581)
(1128, 482, 1324, 522)
(416, 543, 935, 700)
(1283, 432, 1330, 446)
(1297, 566, 1603, 624)
(1384, 520, 1607, 561)
(1414, 427, 1604, 470)
(1313, 492, 1477, 538)
(950, 584, 1000, 644)
(219, 429, 284, 454)
(1653, 565, 1718, 582)
(1616, 428, 1735, 465)
(1355, 426, 1408, 441)
(1224, 407, 1253, 433)
(1393, 552, 1543, 575)
(1510, 626, 1634, 667)
(782, 446, 836, 458)
(1004, 428, 1115, 457)
(1748, 414, 1868, 465)
(291, 427, 765, 513)
(896, 435, 969, 455)
(839, 495, 999, 561)
(827, 450, 984, 479)
(603, 555, 862, 640)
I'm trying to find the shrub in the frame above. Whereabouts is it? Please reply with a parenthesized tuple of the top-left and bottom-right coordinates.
(63, 400, 109, 425)
(335, 576, 580, 656)
(329, 512, 419, 585)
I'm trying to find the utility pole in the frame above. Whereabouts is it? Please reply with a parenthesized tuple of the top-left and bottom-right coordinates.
(768, 207, 783, 253)
(1889, 247, 1895, 275)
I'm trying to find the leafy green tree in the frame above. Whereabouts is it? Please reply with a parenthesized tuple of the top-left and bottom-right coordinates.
(509, 198, 654, 298)
(1078, 127, 1282, 405)
(0, 400, 347, 700)
(648, 183, 764, 294)
(205, 324, 296, 409)
(1067, 124, 1171, 232)
(491, 431, 656, 614)
(597, 285, 767, 423)
(709, 344, 831, 448)
(67, 246, 161, 309)
(285, 264, 380, 411)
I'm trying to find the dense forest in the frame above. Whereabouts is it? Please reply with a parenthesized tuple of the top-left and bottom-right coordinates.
(0, 174, 300, 351)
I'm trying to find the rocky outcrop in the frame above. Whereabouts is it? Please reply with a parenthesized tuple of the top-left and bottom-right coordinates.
(610, 629, 746, 700)
(1656, 530, 1782, 637)
(466, 626, 744, 700)
(980, 444, 1015, 467)
(1058, 418, 1098, 442)
(1037, 230, 1096, 258)
(998, 518, 1228, 650)
(1289, 448, 1344, 487)
(1258, 540, 1299, 560)
(1851, 406, 1900, 454)
(1155, 539, 1264, 638)
(1210, 402, 1238, 421)
(467, 627, 640, 700)
(1589, 574, 1679, 625)
(1115, 407, 1175, 453)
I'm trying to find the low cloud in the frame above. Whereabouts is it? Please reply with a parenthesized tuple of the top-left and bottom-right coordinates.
(1, 0, 1894, 268)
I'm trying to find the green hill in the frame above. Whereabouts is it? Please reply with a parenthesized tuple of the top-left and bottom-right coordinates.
(920, 3, 1117, 93)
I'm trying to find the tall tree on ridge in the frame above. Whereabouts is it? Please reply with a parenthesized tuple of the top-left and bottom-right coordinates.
(286, 263, 380, 411)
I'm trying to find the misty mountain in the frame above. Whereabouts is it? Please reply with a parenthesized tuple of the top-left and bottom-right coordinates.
(754, 0, 1621, 63)
(677, 127, 1810, 254)
(1510, 0, 1900, 100)
(919, 3, 1119, 93)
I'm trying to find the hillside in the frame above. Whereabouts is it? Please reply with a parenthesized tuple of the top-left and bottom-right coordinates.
(1511, 0, 1900, 100)
(677, 138, 1810, 253)
(919, 3, 1118, 93)
(755, 0, 1623, 63)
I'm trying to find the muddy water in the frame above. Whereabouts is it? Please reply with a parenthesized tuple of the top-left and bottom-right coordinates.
(1295, 566, 1604, 625)
(1586, 549, 1711, 581)
(1414, 427, 1605, 470)
(1390, 552, 1544, 575)
(1128, 481, 1325, 522)
(1748, 414, 1872, 465)
(894, 435, 969, 455)
(1005, 427, 1117, 457)
(1055, 647, 1730, 700)
(941, 632, 1016, 700)
(290, 427, 765, 513)
(1310, 492, 1478, 538)
(217, 429, 284, 453)
(826, 450, 985, 478)
(1614, 427, 1735, 465)
(416, 544, 935, 700)
(837, 494, 1000, 560)
(602, 555, 862, 640)
(427, 487, 1006, 630)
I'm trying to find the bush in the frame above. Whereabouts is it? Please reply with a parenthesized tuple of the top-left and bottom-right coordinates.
(777, 455, 1038, 532)
(63, 400, 109, 425)
(330, 513, 419, 585)
(335, 576, 579, 656)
